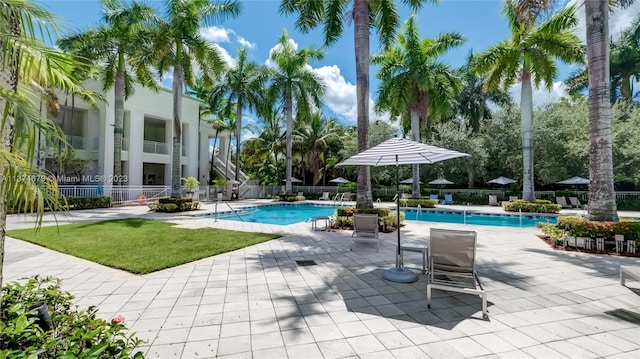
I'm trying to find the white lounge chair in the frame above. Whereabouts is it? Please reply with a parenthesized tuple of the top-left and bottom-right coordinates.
(319, 192, 330, 201)
(351, 213, 379, 252)
(340, 192, 352, 201)
(488, 195, 500, 206)
(621, 266, 640, 286)
(427, 228, 487, 319)
(556, 197, 571, 208)
(569, 197, 582, 208)
(509, 196, 519, 202)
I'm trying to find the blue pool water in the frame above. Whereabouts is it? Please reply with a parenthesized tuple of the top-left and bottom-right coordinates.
(202, 204, 556, 227)
(213, 204, 338, 225)
(404, 209, 556, 227)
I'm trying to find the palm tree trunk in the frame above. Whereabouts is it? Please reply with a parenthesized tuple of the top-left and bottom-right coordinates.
(171, 64, 183, 198)
(410, 109, 420, 198)
(520, 68, 535, 202)
(235, 101, 242, 182)
(354, 0, 373, 209)
(586, 0, 618, 221)
(113, 68, 124, 185)
(210, 127, 219, 184)
(285, 95, 293, 193)
(620, 75, 632, 101)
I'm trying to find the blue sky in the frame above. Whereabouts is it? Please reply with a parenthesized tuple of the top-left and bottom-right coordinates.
(43, 0, 639, 126)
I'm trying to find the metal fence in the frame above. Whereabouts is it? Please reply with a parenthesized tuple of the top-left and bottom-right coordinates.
(58, 185, 171, 205)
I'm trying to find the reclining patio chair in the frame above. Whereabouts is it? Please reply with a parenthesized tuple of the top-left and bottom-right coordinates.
(429, 194, 439, 202)
(556, 196, 571, 208)
(488, 195, 500, 206)
(509, 196, 519, 202)
(569, 197, 582, 208)
(319, 192, 330, 201)
(441, 194, 454, 205)
(340, 192, 352, 202)
(427, 228, 487, 319)
(351, 213, 379, 252)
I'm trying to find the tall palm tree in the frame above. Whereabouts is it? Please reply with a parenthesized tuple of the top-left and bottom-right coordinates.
(266, 30, 325, 193)
(585, 0, 635, 221)
(0, 0, 91, 287)
(373, 15, 464, 198)
(474, 0, 584, 202)
(146, 0, 241, 197)
(208, 47, 265, 183)
(280, 0, 431, 208)
(57, 0, 158, 185)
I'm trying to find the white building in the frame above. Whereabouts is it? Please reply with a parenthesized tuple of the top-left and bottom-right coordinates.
(47, 80, 237, 188)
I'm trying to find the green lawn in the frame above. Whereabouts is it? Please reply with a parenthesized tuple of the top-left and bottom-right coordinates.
(8, 218, 280, 274)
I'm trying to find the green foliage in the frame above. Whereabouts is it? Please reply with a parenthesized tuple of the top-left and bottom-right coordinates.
(1, 276, 143, 358)
(66, 196, 112, 209)
(556, 216, 590, 237)
(336, 207, 390, 217)
(156, 197, 198, 212)
(382, 211, 405, 227)
(273, 194, 305, 202)
(402, 199, 437, 208)
(538, 222, 567, 244)
(503, 199, 562, 213)
(181, 176, 200, 192)
(554, 216, 640, 243)
(8, 219, 279, 274)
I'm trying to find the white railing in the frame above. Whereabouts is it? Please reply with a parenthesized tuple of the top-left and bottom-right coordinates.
(213, 156, 249, 182)
(66, 135, 85, 150)
(143, 140, 169, 154)
(121, 137, 129, 151)
(59, 185, 171, 205)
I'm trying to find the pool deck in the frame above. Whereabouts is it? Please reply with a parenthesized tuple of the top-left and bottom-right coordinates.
(4, 201, 640, 358)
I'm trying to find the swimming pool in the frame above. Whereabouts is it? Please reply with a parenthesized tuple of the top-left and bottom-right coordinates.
(212, 204, 338, 225)
(201, 203, 556, 227)
(404, 209, 556, 227)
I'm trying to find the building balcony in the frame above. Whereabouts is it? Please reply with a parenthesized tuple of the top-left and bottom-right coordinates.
(66, 135, 86, 150)
(143, 140, 169, 155)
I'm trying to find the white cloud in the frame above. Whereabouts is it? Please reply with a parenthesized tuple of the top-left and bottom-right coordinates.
(312, 65, 376, 123)
(569, 0, 640, 42)
(509, 81, 567, 107)
(237, 36, 256, 49)
(213, 44, 235, 66)
(200, 26, 233, 43)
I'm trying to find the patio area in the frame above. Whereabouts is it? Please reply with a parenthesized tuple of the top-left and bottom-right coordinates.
(4, 203, 640, 358)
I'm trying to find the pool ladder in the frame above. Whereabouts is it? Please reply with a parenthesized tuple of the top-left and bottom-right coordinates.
(213, 198, 244, 222)
(416, 204, 422, 217)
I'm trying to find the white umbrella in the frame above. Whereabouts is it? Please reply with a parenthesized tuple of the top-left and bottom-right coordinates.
(338, 137, 470, 283)
(487, 176, 517, 186)
(400, 178, 423, 184)
(428, 178, 454, 185)
(557, 176, 589, 185)
(329, 177, 351, 183)
(282, 177, 302, 183)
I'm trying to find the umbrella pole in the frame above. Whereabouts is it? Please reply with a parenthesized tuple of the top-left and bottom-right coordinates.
(381, 155, 418, 283)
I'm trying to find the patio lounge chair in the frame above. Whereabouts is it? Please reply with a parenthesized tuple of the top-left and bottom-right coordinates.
(509, 196, 519, 202)
(569, 197, 582, 208)
(297, 192, 305, 199)
(620, 265, 640, 286)
(441, 194, 454, 205)
(427, 228, 487, 319)
(340, 192, 352, 201)
(556, 196, 571, 208)
(319, 192, 330, 200)
(351, 213, 379, 252)
(429, 194, 439, 202)
(488, 195, 500, 206)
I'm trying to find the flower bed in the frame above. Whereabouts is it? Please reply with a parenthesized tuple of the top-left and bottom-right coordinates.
(538, 216, 640, 256)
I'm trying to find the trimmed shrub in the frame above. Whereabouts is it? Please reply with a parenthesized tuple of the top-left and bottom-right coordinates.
(538, 222, 567, 244)
(403, 199, 437, 208)
(503, 199, 562, 213)
(382, 211, 405, 227)
(273, 193, 305, 202)
(336, 207, 390, 217)
(158, 197, 193, 211)
(557, 216, 640, 240)
(66, 196, 112, 209)
(1, 276, 143, 358)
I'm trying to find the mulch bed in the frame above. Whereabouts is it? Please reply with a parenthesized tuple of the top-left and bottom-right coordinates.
(537, 234, 640, 257)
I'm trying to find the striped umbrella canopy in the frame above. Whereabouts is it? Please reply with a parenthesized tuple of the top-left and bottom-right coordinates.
(337, 137, 470, 283)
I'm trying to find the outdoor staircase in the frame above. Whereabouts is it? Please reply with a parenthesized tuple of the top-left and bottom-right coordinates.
(213, 156, 250, 183)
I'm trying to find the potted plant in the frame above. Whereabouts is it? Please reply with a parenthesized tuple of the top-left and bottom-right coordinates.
(182, 177, 200, 200)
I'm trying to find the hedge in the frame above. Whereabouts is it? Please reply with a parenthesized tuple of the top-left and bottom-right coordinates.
(503, 199, 562, 213)
(336, 207, 390, 217)
(151, 198, 200, 212)
(555, 216, 640, 239)
(402, 199, 437, 208)
(66, 196, 112, 209)
(273, 194, 305, 202)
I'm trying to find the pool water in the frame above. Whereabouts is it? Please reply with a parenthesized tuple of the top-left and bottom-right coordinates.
(404, 209, 556, 227)
(214, 204, 338, 225)
(204, 204, 556, 227)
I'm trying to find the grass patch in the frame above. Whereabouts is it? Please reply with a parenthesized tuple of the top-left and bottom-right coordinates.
(8, 218, 280, 274)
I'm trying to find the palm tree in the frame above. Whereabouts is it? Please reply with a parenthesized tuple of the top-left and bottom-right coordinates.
(57, 0, 158, 185)
(585, 0, 635, 221)
(280, 0, 431, 208)
(373, 15, 464, 198)
(474, 0, 584, 202)
(146, 0, 241, 197)
(266, 30, 325, 193)
(0, 0, 91, 287)
(295, 112, 339, 185)
(208, 47, 265, 183)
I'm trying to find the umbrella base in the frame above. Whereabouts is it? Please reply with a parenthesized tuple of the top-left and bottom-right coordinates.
(382, 267, 418, 283)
